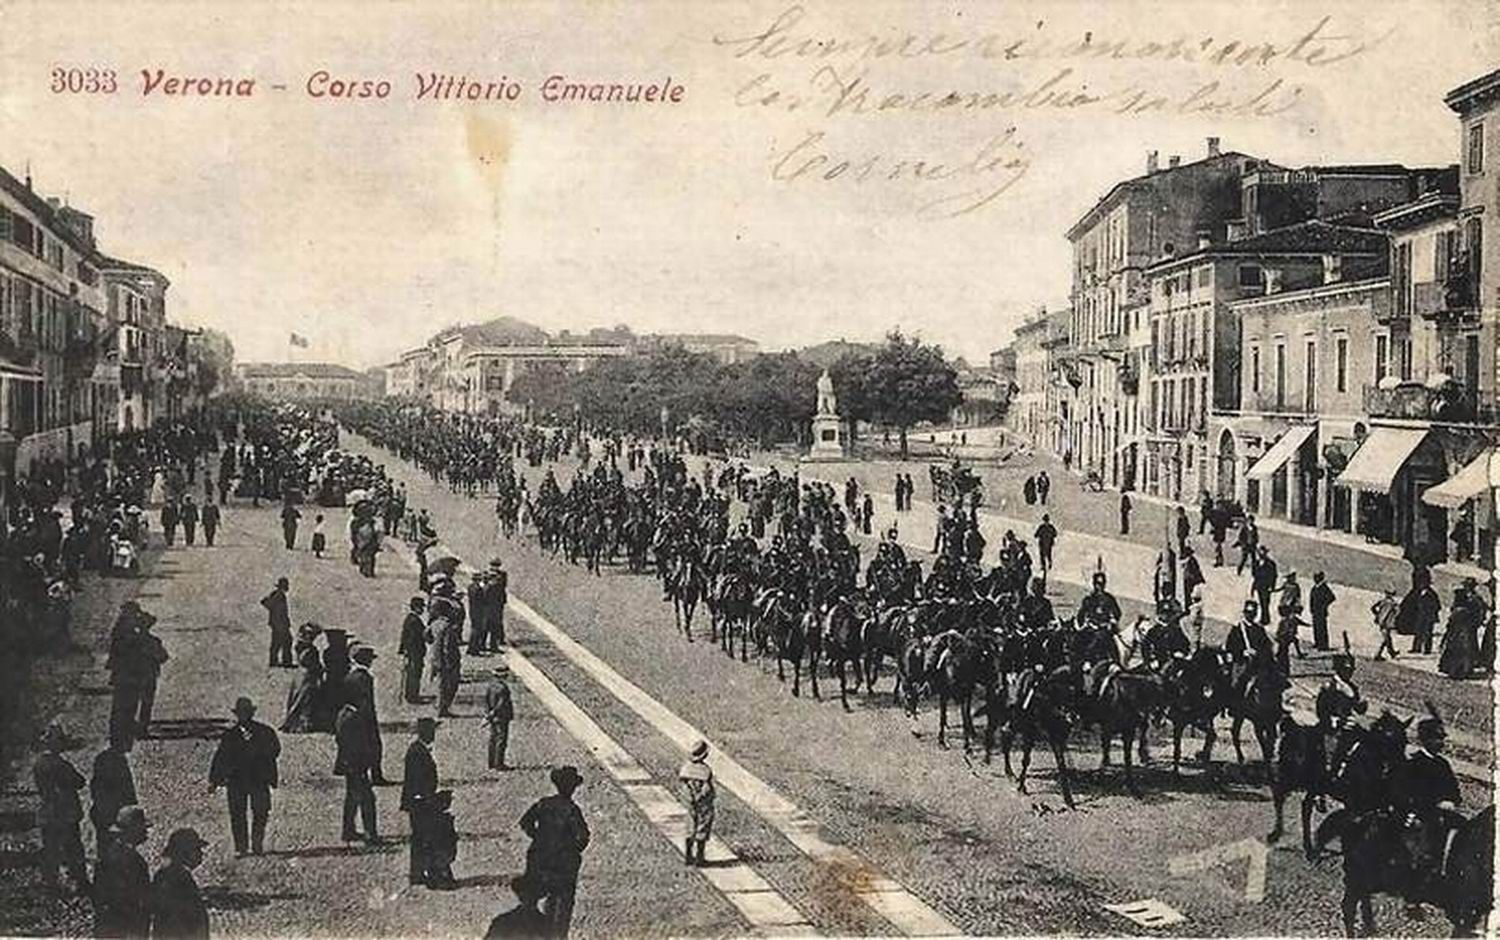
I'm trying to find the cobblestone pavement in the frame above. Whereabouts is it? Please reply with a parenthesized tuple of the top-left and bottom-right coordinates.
(350, 433, 1493, 937)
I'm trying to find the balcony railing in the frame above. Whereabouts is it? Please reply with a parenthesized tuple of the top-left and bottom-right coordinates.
(1363, 381, 1477, 422)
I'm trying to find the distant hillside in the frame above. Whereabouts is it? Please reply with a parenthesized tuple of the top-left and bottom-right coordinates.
(798, 339, 880, 368)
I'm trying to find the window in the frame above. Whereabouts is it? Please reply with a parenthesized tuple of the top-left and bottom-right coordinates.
(1468, 122, 1485, 175)
(1304, 340, 1317, 411)
(1335, 335, 1348, 393)
(1393, 241, 1412, 316)
(1466, 334, 1481, 389)
(1375, 334, 1390, 382)
(1200, 379, 1207, 425)
(1196, 267, 1211, 288)
(1398, 337, 1413, 380)
(1436, 229, 1456, 280)
(1466, 216, 1483, 285)
(1275, 343, 1286, 409)
(1239, 264, 1264, 288)
(1250, 344, 1261, 394)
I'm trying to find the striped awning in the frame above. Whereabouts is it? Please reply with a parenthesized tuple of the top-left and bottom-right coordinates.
(1336, 427, 1430, 492)
(1421, 449, 1494, 509)
(1245, 424, 1316, 481)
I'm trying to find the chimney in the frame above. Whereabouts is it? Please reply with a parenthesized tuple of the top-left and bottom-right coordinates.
(1323, 255, 1343, 284)
(1147, 151, 1160, 174)
(1265, 269, 1283, 294)
(1168, 155, 1182, 169)
(1207, 137, 1221, 158)
(1197, 234, 1212, 250)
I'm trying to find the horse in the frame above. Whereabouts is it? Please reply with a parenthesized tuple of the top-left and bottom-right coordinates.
(925, 630, 981, 751)
(998, 660, 1077, 808)
(667, 551, 708, 640)
(822, 592, 869, 710)
(1069, 624, 1160, 796)
(1226, 655, 1286, 775)
(1160, 647, 1230, 778)
(1271, 711, 1410, 859)
(1314, 804, 1494, 937)
(756, 589, 808, 694)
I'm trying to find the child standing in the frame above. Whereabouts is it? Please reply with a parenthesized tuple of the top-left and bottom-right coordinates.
(311, 515, 326, 559)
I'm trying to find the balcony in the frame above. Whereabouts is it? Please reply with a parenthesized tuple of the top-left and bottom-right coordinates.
(1363, 381, 1477, 422)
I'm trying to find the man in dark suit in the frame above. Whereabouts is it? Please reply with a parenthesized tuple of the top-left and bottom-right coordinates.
(343, 645, 387, 785)
(95, 805, 151, 938)
(400, 718, 444, 887)
(261, 577, 294, 668)
(208, 696, 281, 857)
(1226, 600, 1275, 694)
(1308, 571, 1336, 651)
(150, 828, 210, 940)
(399, 598, 428, 704)
(487, 559, 508, 650)
(1251, 546, 1279, 626)
(335, 703, 381, 844)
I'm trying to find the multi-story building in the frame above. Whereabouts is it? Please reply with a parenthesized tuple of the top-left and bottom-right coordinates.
(1041, 307, 1075, 459)
(1006, 311, 1051, 447)
(0, 168, 112, 473)
(100, 256, 170, 433)
(237, 362, 375, 400)
(1066, 140, 1264, 489)
(1146, 220, 1389, 504)
(649, 333, 760, 365)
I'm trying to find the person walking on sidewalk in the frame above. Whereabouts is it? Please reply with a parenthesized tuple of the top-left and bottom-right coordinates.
(1252, 546, 1279, 626)
(34, 722, 90, 895)
(201, 501, 221, 547)
(1174, 506, 1191, 555)
(485, 665, 514, 771)
(1398, 566, 1442, 655)
(520, 767, 591, 938)
(134, 615, 169, 739)
(1180, 545, 1204, 610)
(180, 496, 199, 546)
(90, 735, 137, 860)
(1198, 489, 1213, 534)
(344, 644, 388, 785)
(1372, 588, 1401, 661)
(280, 501, 301, 551)
(209, 696, 281, 857)
(1235, 515, 1259, 576)
(1275, 571, 1305, 671)
(161, 500, 179, 548)
(399, 597, 428, 704)
(678, 740, 715, 867)
(1119, 492, 1132, 535)
(334, 702, 381, 845)
(1034, 515, 1057, 579)
(1036, 470, 1050, 505)
(150, 828, 210, 940)
(95, 805, 150, 938)
(1308, 572, 1335, 651)
(262, 577, 294, 668)
(401, 717, 446, 888)
(1209, 504, 1229, 567)
(487, 559, 508, 650)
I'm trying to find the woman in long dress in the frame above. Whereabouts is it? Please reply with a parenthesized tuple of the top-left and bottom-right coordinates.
(1438, 581, 1482, 679)
(148, 468, 166, 507)
(282, 623, 324, 732)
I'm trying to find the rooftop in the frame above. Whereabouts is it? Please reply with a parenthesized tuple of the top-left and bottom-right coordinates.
(1149, 220, 1388, 270)
(1446, 68, 1500, 114)
(239, 362, 368, 380)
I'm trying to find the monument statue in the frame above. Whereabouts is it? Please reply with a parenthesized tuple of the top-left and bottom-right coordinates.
(816, 369, 838, 416)
(809, 369, 846, 460)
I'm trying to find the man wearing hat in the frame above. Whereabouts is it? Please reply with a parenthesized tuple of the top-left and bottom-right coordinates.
(678, 741, 715, 867)
(33, 722, 90, 894)
(334, 703, 381, 844)
(1275, 571, 1305, 672)
(95, 805, 150, 938)
(484, 665, 515, 771)
(150, 828, 209, 940)
(487, 559, 508, 651)
(261, 577, 294, 668)
(209, 697, 281, 857)
(467, 570, 492, 656)
(399, 598, 428, 704)
(1251, 545, 1279, 626)
(1226, 599, 1275, 695)
(429, 589, 466, 718)
(400, 717, 441, 887)
(343, 645, 388, 785)
(520, 767, 591, 938)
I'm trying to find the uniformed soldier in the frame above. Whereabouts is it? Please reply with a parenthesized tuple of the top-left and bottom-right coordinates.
(96, 804, 151, 938)
(1076, 572, 1121, 629)
(520, 767, 591, 939)
(34, 722, 90, 894)
(1226, 600, 1275, 695)
(150, 828, 210, 940)
(485, 666, 515, 771)
(1018, 577, 1054, 633)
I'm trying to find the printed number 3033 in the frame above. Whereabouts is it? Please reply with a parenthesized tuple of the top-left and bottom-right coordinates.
(51, 68, 117, 94)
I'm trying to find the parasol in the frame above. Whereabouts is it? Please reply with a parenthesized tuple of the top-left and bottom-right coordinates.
(429, 553, 461, 576)
(344, 488, 372, 505)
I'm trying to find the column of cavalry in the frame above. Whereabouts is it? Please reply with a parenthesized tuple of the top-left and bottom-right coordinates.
(340, 400, 1493, 938)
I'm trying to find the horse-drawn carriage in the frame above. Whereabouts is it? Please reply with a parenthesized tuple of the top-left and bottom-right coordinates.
(930, 463, 985, 508)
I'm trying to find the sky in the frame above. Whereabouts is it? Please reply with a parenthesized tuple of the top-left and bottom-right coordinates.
(0, 0, 1494, 368)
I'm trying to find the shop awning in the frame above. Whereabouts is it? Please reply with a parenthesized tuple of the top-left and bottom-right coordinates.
(1245, 424, 1317, 481)
(1421, 449, 1494, 509)
(1336, 427, 1430, 492)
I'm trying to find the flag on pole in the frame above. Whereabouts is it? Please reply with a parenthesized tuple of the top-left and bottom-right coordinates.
(289, 332, 309, 349)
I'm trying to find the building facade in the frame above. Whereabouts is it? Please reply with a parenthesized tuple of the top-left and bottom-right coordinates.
(1006, 312, 1051, 446)
(237, 362, 376, 400)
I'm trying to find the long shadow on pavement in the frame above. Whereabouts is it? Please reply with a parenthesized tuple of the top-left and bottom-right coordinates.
(201, 886, 306, 911)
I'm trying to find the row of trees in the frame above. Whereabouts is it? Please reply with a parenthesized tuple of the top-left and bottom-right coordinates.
(507, 331, 963, 456)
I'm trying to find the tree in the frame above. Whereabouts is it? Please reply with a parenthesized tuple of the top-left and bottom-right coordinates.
(861, 330, 961, 458)
(506, 361, 576, 421)
(194, 329, 235, 398)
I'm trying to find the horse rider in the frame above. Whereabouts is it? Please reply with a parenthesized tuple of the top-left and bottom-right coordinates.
(1076, 572, 1121, 630)
(1394, 715, 1463, 909)
(1225, 599, 1275, 696)
(1018, 577, 1054, 632)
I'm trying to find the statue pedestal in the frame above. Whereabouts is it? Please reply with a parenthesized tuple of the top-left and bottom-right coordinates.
(806, 413, 847, 462)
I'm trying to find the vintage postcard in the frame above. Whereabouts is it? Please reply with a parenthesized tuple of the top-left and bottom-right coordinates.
(0, 1, 1495, 937)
